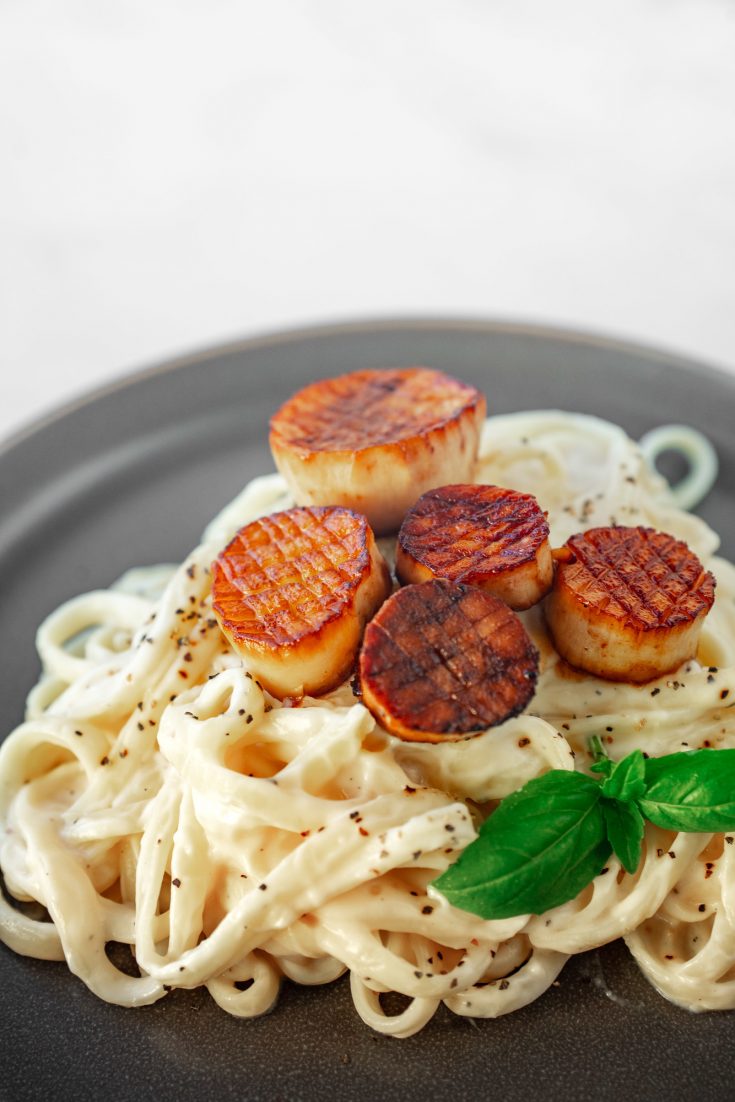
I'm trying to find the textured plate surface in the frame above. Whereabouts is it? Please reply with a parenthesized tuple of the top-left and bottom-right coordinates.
(1, 319, 734, 1102)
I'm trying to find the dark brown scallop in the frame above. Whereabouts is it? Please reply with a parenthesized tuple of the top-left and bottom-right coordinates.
(396, 484, 553, 609)
(359, 579, 539, 742)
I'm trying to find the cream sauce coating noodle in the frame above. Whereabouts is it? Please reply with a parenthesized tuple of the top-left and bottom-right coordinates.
(1, 410, 734, 1036)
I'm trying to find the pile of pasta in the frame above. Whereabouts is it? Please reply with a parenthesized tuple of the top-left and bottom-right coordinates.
(1, 410, 734, 1037)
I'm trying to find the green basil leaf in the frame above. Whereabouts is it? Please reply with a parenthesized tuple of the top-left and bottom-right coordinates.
(601, 749, 646, 804)
(588, 735, 612, 777)
(601, 797, 645, 874)
(639, 748, 735, 832)
(432, 771, 611, 919)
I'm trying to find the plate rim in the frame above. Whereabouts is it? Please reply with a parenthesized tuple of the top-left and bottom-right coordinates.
(3, 314, 734, 458)
(2, 315, 735, 1099)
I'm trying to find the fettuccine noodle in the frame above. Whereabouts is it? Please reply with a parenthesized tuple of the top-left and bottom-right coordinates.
(1, 410, 733, 1036)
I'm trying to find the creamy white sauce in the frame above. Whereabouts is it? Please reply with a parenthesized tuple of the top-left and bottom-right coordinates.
(1, 410, 734, 1036)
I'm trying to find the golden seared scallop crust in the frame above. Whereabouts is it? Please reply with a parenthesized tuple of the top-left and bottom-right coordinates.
(212, 506, 391, 699)
(359, 580, 539, 742)
(269, 367, 486, 535)
(396, 483, 553, 610)
(546, 525, 716, 683)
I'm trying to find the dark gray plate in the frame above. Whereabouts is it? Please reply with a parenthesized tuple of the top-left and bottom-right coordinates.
(1, 319, 734, 1102)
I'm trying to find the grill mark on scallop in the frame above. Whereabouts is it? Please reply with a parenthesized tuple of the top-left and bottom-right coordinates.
(213, 507, 372, 647)
(398, 484, 550, 580)
(546, 525, 716, 683)
(269, 367, 486, 535)
(359, 580, 539, 739)
(396, 484, 553, 609)
(212, 505, 392, 699)
(270, 368, 482, 453)
(564, 527, 714, 630)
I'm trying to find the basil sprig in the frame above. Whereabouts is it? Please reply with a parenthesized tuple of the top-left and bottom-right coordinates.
(432, 742, 735, 920)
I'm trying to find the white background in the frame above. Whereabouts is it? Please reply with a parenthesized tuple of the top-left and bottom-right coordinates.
(2, 0, 735, 444)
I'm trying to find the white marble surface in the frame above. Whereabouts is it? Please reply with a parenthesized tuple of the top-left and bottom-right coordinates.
(2, 0, 735, 444)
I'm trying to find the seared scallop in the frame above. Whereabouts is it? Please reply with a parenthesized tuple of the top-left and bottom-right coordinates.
(211, 506, 392, 699)
(396, 484, 553, 610)
(269, 367, 486, 536)
(359, 579, 539, 742)
(546, 526, 716, 683)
